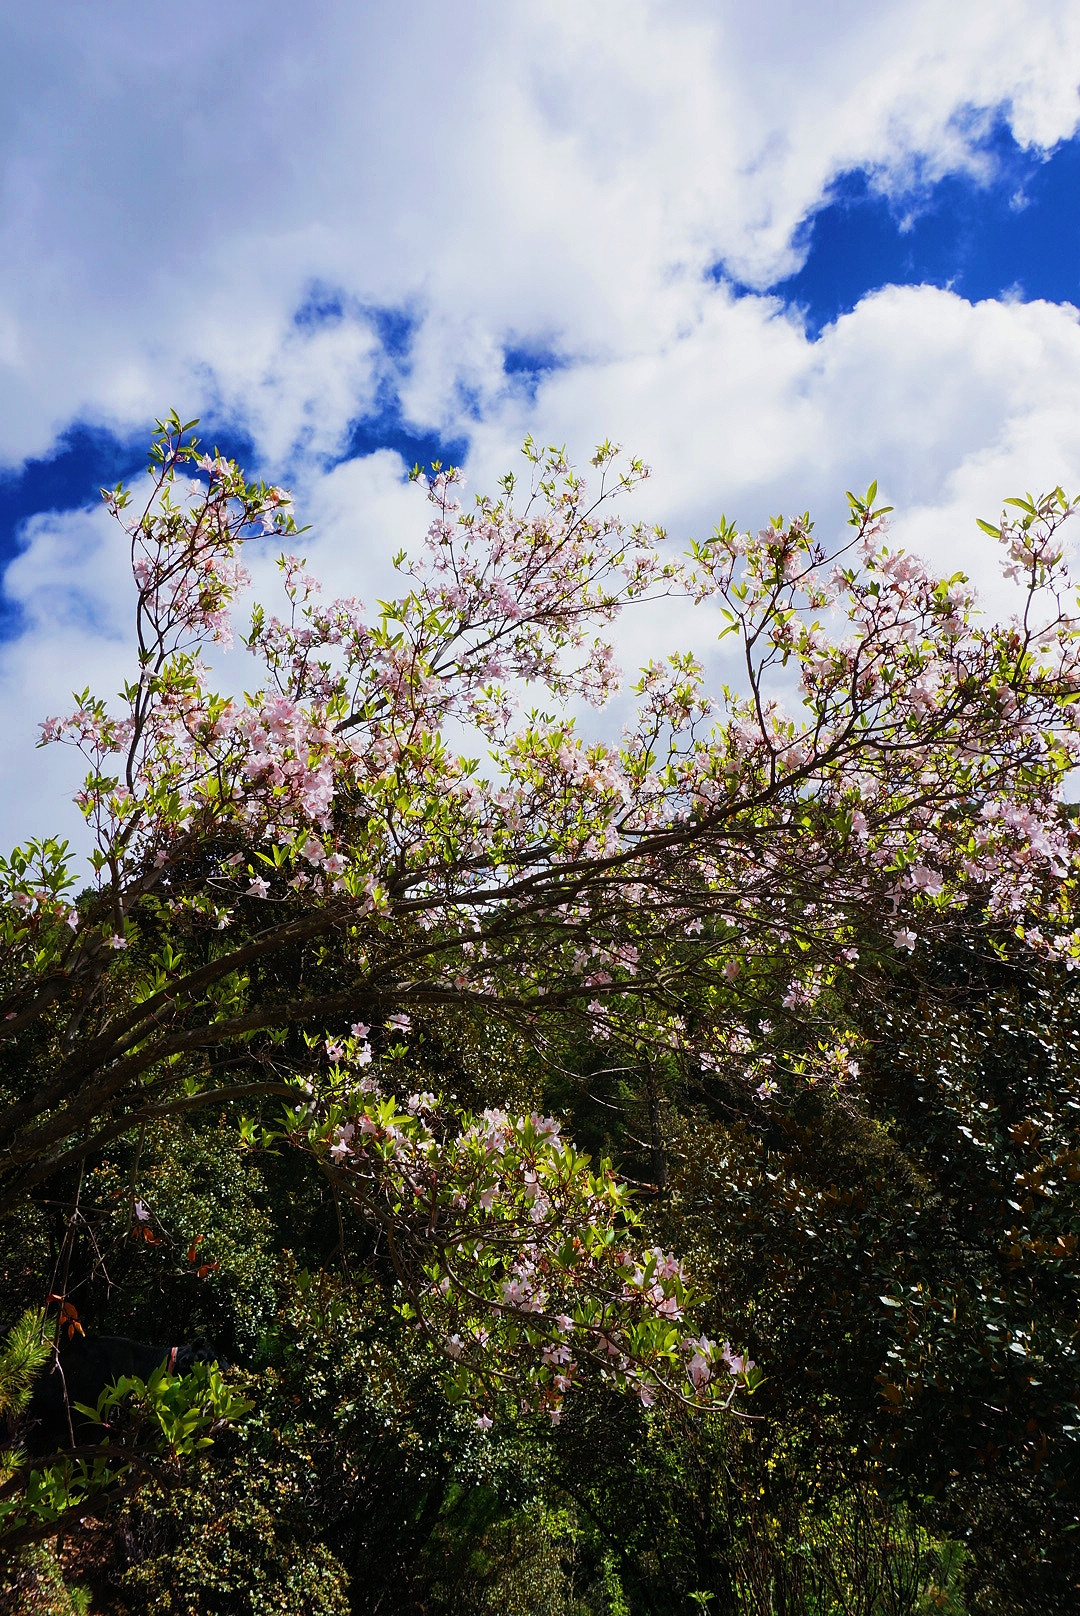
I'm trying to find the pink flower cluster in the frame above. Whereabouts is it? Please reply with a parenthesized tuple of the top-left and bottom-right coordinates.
(296, 1078, 741, 1421)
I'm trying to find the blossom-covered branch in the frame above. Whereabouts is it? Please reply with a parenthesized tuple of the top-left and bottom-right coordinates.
(283, 1030, 756, 1421)
(2, 417, 1080, 1405)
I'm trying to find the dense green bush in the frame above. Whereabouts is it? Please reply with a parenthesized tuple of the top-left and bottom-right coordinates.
(7, 945, 1080, 1610)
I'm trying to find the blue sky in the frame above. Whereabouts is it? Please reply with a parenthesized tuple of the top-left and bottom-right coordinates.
(767, 122, 1080, 335)
(2, 0, 1080, 849)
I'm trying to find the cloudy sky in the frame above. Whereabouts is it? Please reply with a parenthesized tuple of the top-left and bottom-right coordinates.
(3, 0, 1080, 852)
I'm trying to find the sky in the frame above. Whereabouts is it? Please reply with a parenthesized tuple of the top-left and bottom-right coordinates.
(3, 0, 1080, 853)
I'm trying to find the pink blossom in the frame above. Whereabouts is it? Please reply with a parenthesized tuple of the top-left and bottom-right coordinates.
(687, 1352, 711, 1390)
(909, 864, 944, 898)
(721, 1343, 755, 1377)
(329, 1129, 353, 1161)
(656, 1295, 683, 1320)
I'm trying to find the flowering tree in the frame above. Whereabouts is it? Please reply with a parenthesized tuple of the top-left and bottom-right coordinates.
(1, 413, 1079, 1415)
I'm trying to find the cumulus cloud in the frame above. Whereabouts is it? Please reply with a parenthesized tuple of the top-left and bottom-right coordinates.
(0, 503, 135, 852)
(1, 0, 1078, 461)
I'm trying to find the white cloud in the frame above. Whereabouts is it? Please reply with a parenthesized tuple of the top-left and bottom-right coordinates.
(0, 503, 135, 854)
(468, 284, 1080, 564)
(0, 0, 1077, 461)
